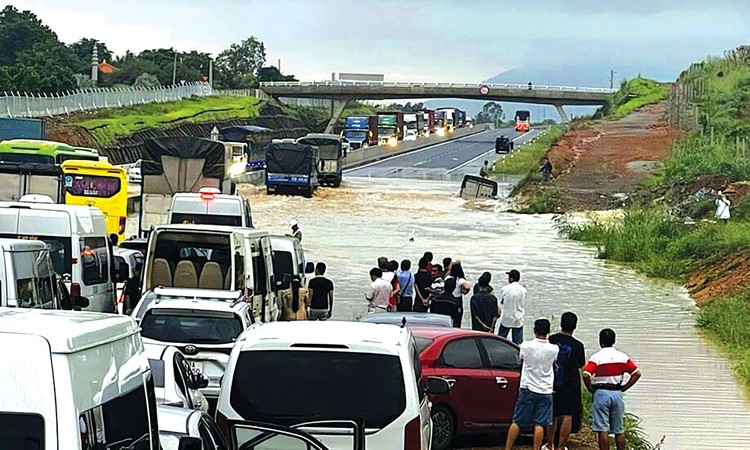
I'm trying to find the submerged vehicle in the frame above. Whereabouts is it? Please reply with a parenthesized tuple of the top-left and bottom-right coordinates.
(297, 134, 345, 187)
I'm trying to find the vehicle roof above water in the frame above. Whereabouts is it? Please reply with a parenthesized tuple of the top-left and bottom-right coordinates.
(360, 312, 453, 328)
(145, 297, 247, 314)
(0, 237, 48, 251)
(0, 201, 103, 216)
(152, 223, 259, 235)
(0, 308, 139, 354)
(238, 321, 412, 355)
(172, 192, 243, 201)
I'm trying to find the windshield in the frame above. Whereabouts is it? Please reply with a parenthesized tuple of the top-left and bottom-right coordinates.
(377, 127, 394, 137)
(140, 311, 243, 344)
(170, 213, 242, 227)
(229, 350, 406, 429)
(65, 174, 121, 198)
(344, 130, 367, 140)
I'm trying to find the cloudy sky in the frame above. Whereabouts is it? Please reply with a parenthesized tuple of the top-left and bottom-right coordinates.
(12, 0, 750, 83)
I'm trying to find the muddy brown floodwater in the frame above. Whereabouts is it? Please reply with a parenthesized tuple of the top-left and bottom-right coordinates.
(239, 177, 750, 449)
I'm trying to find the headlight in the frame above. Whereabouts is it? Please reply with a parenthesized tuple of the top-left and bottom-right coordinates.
(388, 137, 398, 147)
(436, 128, 446, 136)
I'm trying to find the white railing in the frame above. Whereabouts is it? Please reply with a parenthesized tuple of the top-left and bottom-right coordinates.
(0, 82, 214, 118)
(260, 80, 616, 94)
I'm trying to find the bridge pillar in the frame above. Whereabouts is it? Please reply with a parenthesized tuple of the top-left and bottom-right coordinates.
(324, 99, 350, 134)
(552, 103, 569, 124)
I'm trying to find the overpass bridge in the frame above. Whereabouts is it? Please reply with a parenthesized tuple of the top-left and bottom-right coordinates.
(260, 80, 616, 131)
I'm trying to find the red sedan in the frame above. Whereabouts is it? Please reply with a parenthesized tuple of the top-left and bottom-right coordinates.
(412, 327, 522, 450)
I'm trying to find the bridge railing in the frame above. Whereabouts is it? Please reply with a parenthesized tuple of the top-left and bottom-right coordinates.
(260, 80, 617, 93)
(0, 82, 214, 118)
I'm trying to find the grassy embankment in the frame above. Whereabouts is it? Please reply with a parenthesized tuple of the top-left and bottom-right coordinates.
(560, 53, 750, 387)
(75, 96, 265, 146)
(607, 77, 670, 119)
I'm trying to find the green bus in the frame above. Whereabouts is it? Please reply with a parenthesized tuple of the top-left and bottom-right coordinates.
(0, 139, 100, 202)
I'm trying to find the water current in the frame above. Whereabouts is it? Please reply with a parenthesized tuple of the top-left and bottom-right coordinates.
(238, 176, 750, 449)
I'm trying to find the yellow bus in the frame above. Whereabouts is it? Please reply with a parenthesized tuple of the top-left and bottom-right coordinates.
(60, 160, 129, 243)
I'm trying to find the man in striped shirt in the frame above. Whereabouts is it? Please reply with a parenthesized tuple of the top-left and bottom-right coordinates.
(583, 328, 642, 450)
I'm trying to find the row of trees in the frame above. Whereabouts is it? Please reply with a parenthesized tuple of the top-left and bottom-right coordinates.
(0, 5, 295, 93)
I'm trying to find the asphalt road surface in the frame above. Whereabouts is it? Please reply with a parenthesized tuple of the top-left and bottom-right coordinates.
(345, 127, 543, 180)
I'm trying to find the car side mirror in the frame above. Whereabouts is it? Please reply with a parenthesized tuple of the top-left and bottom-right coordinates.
(427, 377, 451, 395)
(74, 296, 90, 310)
(178, 437, 202, 450)
(305, 262, 315, 274)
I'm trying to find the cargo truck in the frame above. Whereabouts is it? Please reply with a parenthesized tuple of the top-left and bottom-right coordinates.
(455, 109, 467, 128)
(376, 111, 404, 145)
(265, 142, 319, 197)
(342, 116, 377, 150)
(417, 109, 436, 136)
(437, 108, 457, 133)
(434, 110, 446, 136)
(515, 110, 531, 132)
(139, 136, 235, 237)
(296, 134, 345, 187)
(403, 113, 419, 141)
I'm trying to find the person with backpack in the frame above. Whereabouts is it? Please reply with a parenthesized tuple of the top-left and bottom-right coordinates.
(396, 259, 415, 312)
(545, 312, 586, 450)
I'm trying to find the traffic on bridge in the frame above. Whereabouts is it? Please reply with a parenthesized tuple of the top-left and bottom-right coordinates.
(0, 2, 749, 450)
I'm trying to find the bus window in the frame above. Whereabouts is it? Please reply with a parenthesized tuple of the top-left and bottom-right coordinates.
(66, 175, 121, 198)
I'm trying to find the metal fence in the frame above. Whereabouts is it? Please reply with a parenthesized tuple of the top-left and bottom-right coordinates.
(0, 82, 214, 118)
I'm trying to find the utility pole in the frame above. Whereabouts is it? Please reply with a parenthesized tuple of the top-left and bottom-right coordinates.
(208, 59, 213, 87)
(610, 69, 617, 89)
(172, 51, 178, 85)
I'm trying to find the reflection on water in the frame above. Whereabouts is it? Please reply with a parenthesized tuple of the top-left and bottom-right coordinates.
(240, 177, 750, 449)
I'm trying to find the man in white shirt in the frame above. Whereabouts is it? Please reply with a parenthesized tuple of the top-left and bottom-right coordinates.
(365, 267, 392, 313)
(498, 269, 527, 344)
(505, 318, 559, 450)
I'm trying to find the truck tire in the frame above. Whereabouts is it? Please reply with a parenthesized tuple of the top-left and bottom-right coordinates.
(304, 188, 313, 199)
(266, 186, 272, 195)
(332, 180, 341, 188)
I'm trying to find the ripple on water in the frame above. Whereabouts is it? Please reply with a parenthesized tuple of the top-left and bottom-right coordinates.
(243, 177, 750, 449)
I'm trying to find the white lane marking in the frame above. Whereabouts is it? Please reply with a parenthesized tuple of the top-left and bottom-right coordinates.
(444, 131, 534, 174)
(343, 129, 508, 173)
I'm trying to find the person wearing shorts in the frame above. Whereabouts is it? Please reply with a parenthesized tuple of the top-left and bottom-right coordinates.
(504, 318, 559, 450)
(583, 328, 642, 450)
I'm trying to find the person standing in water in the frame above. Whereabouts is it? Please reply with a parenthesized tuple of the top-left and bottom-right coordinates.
(289, 219, 302, 242)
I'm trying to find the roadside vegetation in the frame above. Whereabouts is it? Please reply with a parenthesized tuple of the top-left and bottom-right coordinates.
(492, 125, 565, 176)
(75, 96, 264, 145)
(607, 77, 670, 119)
(559, 48, 750, 387)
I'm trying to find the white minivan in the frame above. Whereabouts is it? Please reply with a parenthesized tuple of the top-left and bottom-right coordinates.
(0, 308, 161, 449)
(216, 321, 450, 450)
(0, 238, 60, 309)
(0, 201, 119, 312)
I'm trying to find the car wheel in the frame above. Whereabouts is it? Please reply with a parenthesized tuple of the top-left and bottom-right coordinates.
(431, 405, 455, 450)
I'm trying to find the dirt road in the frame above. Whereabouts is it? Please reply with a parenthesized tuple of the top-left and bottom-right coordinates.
(521, 102, 678, 211)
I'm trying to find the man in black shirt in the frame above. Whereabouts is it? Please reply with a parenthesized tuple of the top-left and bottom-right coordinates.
(469, 272, 498, 332)
(413, 258, 432, 312)
(307, 262, 334, 320)
(546, 312, 586, 450)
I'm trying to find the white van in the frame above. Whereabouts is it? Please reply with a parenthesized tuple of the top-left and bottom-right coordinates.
(0, 238, 60, 309)
(270, 235, 312, 289)
(168, 188, 253, 228)
(216, 322, 451, 450)
(136, 224, 276, 323)
(0, 201, 119, 312)
(0, 308, 160, 449)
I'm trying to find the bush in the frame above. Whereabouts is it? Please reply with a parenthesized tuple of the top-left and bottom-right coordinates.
(696, 296, 750, 386)
(520, 188, 559, 214)
(609, 77, 670, 119)
(492, 125, 565, 175)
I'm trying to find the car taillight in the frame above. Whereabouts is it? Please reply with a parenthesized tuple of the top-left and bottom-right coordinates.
(119, 216, 126, 234)
(404, 415, 422, 450)
(70, 282, 81, 300)
(215, 410, 229, 439)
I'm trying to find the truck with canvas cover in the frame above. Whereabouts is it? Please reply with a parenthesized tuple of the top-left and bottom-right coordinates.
(417, 109, 435, 136)
(296, 134, 345, 188)
(376, 111, 404, 145)
(343, 116, 377, 150)
(403, 113, 424, 141)
(140, 136, 233, 237)
(265, 142, 319, 197)
(495, 135, 514, 154)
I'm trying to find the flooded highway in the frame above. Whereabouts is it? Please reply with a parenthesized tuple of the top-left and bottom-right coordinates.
(241, 176, 750, 450)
